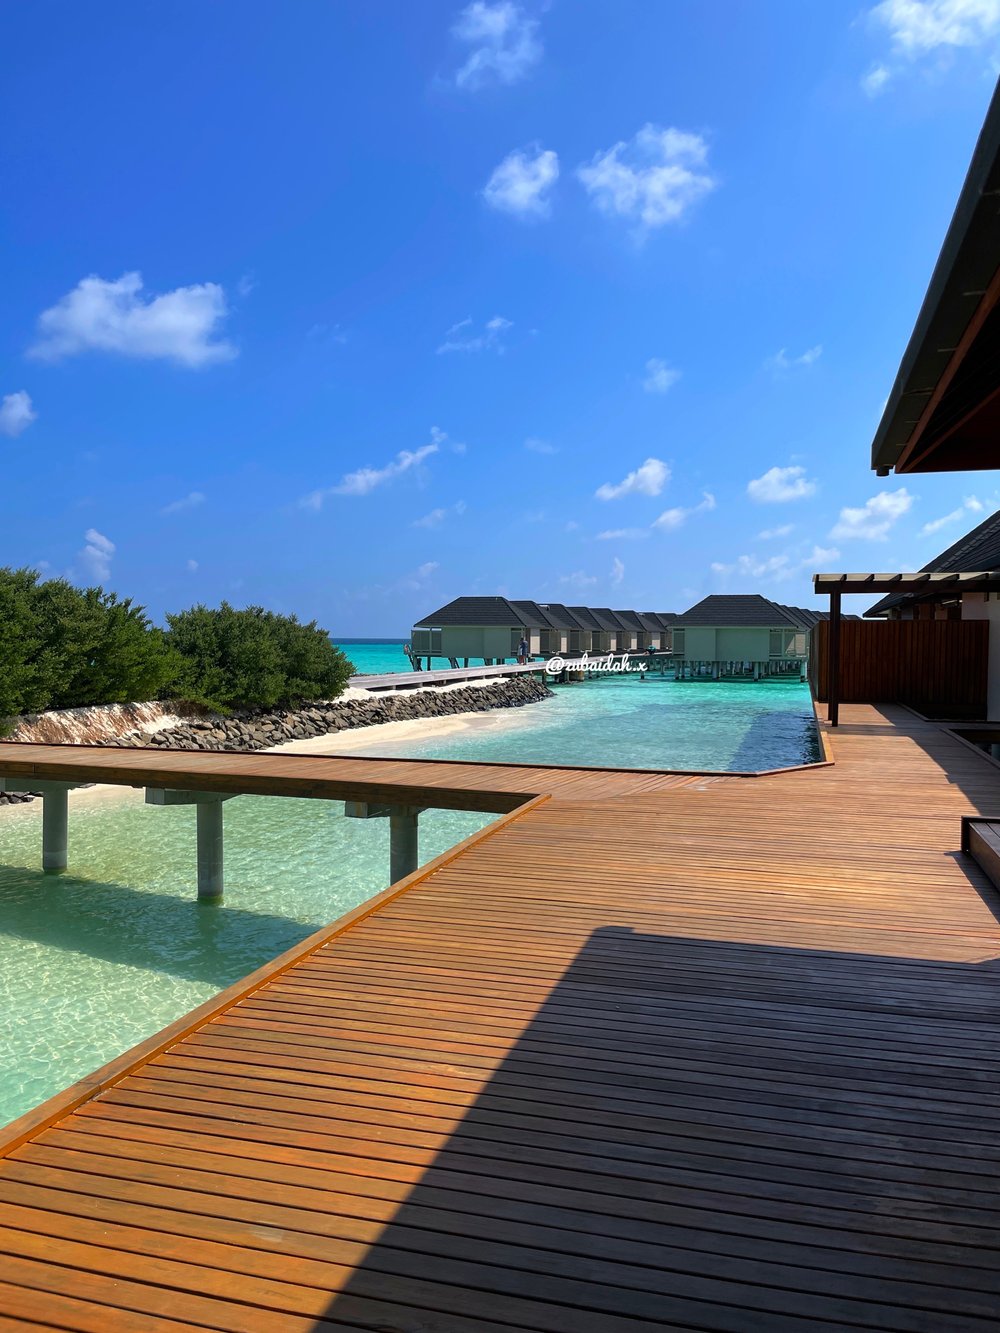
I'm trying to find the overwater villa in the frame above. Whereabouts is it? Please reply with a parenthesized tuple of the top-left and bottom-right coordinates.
(411, 595, 679, 666)
(668, 593, 846, 680)
(413, 592, 834, 678)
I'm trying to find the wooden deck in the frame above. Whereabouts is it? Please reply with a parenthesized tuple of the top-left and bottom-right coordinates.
(348, 661, 550, 692)
(0, 739, 733, 814)
(2, 704, 1000, 1330)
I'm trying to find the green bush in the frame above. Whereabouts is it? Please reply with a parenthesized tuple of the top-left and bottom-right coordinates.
(165, 603, 353, 713)
(0, 569, 351, 730)
(0, 568, 181, 730)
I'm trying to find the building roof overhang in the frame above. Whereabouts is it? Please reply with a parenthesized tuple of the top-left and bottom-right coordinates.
(871, 82, 1000, 476)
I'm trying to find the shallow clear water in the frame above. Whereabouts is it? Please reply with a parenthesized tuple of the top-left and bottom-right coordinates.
(0, 642, 817, 1128)
(344, 673, 820, 774)
(0, 794, 490, 1126)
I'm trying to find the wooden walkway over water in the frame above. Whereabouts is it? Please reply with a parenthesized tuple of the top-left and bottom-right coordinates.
(1, 705, 1000, 1329)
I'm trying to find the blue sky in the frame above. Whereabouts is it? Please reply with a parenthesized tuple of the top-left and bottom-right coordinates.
(4, 1, 1000, 634)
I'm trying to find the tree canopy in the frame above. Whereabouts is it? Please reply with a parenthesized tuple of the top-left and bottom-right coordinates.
(165, 603, 353, 712)
(0, 569, 352, 730)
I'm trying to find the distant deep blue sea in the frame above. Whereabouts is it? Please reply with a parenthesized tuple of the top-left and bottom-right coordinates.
(334, 638, 408, 675)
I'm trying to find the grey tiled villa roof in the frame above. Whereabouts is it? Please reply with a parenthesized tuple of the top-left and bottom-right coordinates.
(414, 597, 522, 627)
(671, 595, 803, 628)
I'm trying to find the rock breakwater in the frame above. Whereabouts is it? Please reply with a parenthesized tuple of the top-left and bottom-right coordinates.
(0, 677, 552, 804)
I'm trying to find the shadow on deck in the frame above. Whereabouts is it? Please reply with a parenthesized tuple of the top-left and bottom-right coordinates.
(316, 925, 1000, 1330)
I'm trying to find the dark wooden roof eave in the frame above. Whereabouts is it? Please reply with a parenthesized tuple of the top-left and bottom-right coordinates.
(871, 81, 1000, 476)
(815, 571, 1000, 595)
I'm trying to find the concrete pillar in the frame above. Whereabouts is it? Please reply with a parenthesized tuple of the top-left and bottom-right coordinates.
(42, 787, 69, 874)
(145, 789, 232, 903)
(196, 800, 225, 903)
(389, 808, 419, 883)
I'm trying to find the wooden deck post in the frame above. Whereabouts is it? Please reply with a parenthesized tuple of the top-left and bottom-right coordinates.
(828, 589, 842, 728)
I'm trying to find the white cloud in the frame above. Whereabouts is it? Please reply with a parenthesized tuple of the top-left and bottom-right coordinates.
(747, 465, 818, 503)
(162, 491, 206, 515)
(830, 488, 913, 541)
(611, 557, 625, 586)
(78, 529, 115, 583)
(414, 508, 447, 529)
(483, 144, 559, 218)
(0, 390, 37, 437)
(642, 358, 681, 394)
(711, 552, 793, 582)
(597, 527, 648, 540)
(862, 62, 892, 94)
(559, 569, 599, 589)
(397, 560, 441, 592)
(524, 437, 557, 454)
(712, 541, 841, 583)
(577, 125, 716, 233)
(30, 272, 236, 368)
(437, 315, 513, 353)
(802, 544, 841, 567)
(652, 491, 716, 530)
(413, 500, 466, 528)
(920, 493, 994, 534)
(596, 457, 670, 501)
(766, 345, 822, 372)
(301, 439, 439, 509)
(236, 273, 256, 298)
(864, 1, 1000, 90)
(870, 0, 1000, 54)
(186, 558, 199, 573)
(452, 0, 542, 89)
(429, 425, 469, 455)
(758, 523, 794, 540)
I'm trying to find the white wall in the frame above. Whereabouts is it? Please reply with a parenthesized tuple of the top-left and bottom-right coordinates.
(961, 593, 1000, 720)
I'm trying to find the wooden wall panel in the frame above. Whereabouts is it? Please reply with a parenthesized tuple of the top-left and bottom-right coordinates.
(815, 618, 988, 714)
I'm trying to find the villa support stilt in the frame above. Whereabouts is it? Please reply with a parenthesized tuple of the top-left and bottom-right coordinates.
(145, 789, 233, 903)
(345, 800, 425, 883)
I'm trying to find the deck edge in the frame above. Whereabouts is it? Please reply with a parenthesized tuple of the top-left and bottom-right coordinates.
(0, 792, 550, 1159)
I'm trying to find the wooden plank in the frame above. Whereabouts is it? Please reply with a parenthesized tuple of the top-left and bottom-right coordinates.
(2, 702, 1000, 1330)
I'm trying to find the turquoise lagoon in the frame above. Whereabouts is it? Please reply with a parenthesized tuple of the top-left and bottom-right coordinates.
(0, 639, 818, 1126)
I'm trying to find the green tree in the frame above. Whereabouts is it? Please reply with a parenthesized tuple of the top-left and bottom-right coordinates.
(0, 568, 52, 723)
(165, 603, 352, 712)
(0, 568, 181, 730)
(58, 590, 181, 708)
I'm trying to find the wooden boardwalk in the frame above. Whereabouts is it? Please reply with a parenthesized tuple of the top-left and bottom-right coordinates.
(1, 705, 1000, 1330)
(0, 739, 734, 814)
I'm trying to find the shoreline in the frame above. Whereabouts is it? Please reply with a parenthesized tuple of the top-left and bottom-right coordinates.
(0, 676, 552, 816)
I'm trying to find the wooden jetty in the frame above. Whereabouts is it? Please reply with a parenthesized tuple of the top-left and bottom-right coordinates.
(1, 704, 999, 1329)
(349, 653, 648, 692)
